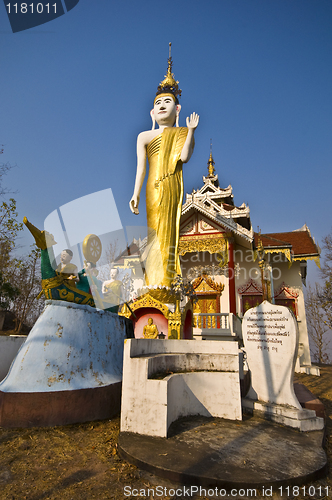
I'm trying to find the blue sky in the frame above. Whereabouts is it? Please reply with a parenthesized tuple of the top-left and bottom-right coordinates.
(1, 0, 331, 282)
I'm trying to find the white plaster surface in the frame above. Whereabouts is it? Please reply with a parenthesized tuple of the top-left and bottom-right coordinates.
(0, 336, 26, 382)
(120, 339, 242, 438)
(242, 301, 301, 408)
(0, 300, 128, 393)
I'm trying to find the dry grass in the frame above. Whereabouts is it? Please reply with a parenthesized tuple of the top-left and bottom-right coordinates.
(0, 417, 143, 499)
(0, 366, 331, 500)
(292, 365, 332, 499)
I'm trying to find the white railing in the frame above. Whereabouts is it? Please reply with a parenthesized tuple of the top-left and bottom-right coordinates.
(193, 313, 228, 330)
(193, 313, 242, 339)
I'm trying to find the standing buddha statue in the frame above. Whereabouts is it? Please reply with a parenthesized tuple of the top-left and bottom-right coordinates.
(129, 44, 199, 291)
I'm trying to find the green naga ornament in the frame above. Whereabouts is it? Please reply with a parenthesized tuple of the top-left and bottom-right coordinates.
(23, 217, 96, 307)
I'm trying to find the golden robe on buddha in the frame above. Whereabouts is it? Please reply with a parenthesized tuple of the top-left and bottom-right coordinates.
(103, 280, 122, 306)
(145, 126, 188, 288)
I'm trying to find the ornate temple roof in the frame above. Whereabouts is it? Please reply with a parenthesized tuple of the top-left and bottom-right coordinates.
(254, 225, 320, 265)
(181, 152, 253, 242)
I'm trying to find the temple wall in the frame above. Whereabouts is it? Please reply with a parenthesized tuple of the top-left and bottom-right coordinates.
(234, 248, 312, 368)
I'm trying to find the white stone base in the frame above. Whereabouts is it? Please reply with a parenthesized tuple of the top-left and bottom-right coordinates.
(300, 365, 321, 376)
(120, 339, 242, 438)
(0, 300, 132, 427)
(0, 300, 129, 393)
(242, 398, 324, 432)
(295, 360, 320, 376)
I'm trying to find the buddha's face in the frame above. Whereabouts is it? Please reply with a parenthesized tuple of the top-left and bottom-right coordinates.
(152, 95, 180, 127)
(148, 318, 153, 326)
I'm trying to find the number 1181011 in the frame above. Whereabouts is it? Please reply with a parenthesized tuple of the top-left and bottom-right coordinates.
(6, 3, 57, 14)
(279, 486, 329, 497)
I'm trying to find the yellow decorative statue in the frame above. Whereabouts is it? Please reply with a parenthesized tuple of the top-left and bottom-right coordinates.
(129, 46, 199, 288)
(143, 318, 159, 339)
(102, 268, 124, 311)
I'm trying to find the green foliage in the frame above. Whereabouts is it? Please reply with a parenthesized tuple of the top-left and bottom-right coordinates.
(9, 246, 44, 332)
(0, 270, 20, 310)
(0, 156, 42, 331)
(0, 157, 22, 248)
(0, 198, 23, 250)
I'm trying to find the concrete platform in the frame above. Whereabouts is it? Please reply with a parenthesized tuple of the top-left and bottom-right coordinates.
(120, 339, 242, 438)
(118, 415, 327, 488)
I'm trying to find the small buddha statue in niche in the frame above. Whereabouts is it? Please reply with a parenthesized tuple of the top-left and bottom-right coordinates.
(143, 317, 159, 339)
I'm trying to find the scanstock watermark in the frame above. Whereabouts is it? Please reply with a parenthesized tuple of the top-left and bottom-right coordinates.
(123, 485, 330, 497)
(3, 0, 80, 33)
(124, 485, 262, 497)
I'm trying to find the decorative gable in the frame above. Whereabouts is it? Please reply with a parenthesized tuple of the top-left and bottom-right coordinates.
(180, 212, 229, 237)
(181, 153, 254, 244)
(274, 282, 299, 300)
(238, 279, 262, 295)
(192, 274, 225, 294)
(180, 215, 196, 235)
(199, 216, 225, 234)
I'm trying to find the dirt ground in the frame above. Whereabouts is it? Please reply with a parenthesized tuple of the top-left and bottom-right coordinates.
(0, 366, 331, 500)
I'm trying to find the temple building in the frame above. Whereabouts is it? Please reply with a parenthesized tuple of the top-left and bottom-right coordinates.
(119, 153, 320, 374)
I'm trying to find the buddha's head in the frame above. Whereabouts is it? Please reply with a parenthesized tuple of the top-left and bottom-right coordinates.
(147, 317, 153, 326)
(151, 93, 181, 128)
(152, 46, 182, 129)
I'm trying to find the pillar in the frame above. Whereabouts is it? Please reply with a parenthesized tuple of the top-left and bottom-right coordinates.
(228, 238, 236, 315)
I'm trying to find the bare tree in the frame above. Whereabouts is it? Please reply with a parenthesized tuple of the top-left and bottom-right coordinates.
(0, 145, 18, 198)
(0, 151, 22, 270)
(305, 283, 331, 364)
(319, 232, 332, 330)
(9, 247, 44, 333)
(321, 232, 332, 280)
(97, 239, 119, 282)
(304, 229, 332, 364)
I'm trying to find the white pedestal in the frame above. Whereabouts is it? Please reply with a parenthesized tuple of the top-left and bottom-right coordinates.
(120, 339, 242, 438)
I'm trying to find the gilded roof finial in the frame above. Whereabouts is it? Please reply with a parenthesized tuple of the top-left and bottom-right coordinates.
(155, 42, 182, 102)
(207, 139, 215, 176)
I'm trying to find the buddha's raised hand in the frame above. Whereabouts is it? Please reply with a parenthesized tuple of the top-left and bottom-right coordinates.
(186, 112, 199, 129)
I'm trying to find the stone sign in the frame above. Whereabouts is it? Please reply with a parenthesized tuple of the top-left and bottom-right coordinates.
(242, 301, 301, 409)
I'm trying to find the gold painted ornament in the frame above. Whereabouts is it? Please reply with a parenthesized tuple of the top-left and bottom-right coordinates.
(82, 234, 102, 264)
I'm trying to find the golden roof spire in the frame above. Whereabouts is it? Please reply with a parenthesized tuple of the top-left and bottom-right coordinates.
(156, 42, 182, 101)
(207, 139, 215, 176)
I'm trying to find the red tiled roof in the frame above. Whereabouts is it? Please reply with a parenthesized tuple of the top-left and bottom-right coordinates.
(222, 203, 245, 211)
(254, 230, 319, 256)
